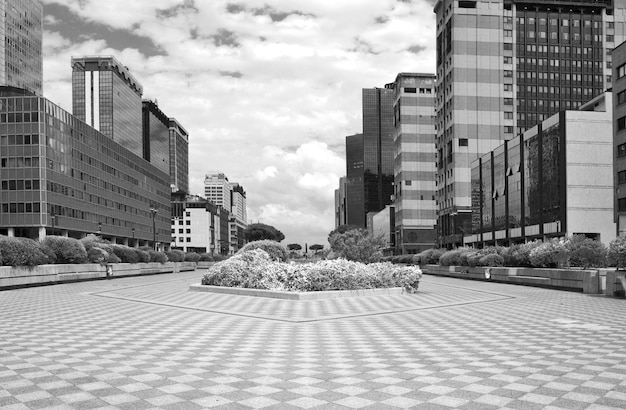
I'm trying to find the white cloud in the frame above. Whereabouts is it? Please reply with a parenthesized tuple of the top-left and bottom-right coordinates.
(41, 0, 437, 246)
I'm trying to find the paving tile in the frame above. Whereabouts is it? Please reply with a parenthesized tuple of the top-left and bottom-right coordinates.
(1, 271, 626, 409)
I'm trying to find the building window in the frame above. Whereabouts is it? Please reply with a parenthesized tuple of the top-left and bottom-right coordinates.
(619, 90, 626, 106)
(186, 220, 191, 225)
(618, 116, 626, 131)
(618, 64, 626, 79)
(619, 171, 626, 185)
(459, 138, 468, 147)
(504, 126, 514, 134)
(619, 198, 626, 212)
(618, 144, 626, 158)
(405, 180, 412, 186)
(404, 87, 416, 93)
(504, 98, 513, 105)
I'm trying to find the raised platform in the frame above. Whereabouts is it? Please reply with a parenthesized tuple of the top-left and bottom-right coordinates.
(189, 284, 406, 300)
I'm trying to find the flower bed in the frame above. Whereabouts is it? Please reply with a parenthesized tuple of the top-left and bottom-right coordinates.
(200, 249, 422, 293)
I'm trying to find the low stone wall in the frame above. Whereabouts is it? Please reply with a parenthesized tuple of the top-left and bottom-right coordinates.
(0, 262, 197, 290)
(421, 264, 606, 294)
(189, 284, 405, 300)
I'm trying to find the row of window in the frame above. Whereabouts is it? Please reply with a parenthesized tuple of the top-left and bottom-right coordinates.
(1, 157, 40, 168)
(1, 179, 41, 191)
(1, 202, 41, 213)
(0, 134, 40, 146)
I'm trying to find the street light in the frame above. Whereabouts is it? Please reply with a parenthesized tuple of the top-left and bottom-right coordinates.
(150, 206, 158, 250)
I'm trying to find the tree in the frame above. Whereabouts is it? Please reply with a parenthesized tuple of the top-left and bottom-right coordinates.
(309, 244, 324, 254)
(328, 228, 384, 264)
(328, 224, 361, 242)
(287, 243, 302, 251)
(244, 223, 285, 242)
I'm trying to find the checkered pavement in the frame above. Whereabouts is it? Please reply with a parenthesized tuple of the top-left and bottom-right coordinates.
(1, 270, 625, 409)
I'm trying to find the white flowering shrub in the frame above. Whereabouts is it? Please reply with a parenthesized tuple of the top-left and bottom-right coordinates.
(202, 251, 423, 293)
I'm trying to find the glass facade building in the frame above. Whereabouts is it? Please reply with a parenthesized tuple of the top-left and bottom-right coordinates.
(169, 118, 189, 194)
(0, 89, 171, 246)
(466, 93, 615, 246)
(142, 100, 170, 175)
(0, 0, 43, 95)
(434, 0, 626, 247)
(345, 133, 365, 227)
(71, 56, 143, 157)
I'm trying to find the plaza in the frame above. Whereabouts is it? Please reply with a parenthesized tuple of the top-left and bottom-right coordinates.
(1, 271, 625, 409)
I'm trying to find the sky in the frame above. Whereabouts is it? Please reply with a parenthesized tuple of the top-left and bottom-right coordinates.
(41, 0, 437, 248)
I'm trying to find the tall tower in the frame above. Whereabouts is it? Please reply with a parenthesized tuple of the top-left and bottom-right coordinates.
(434, 0, 626, 248)
(390, 73, 437, 254)
(345, 133, 365, 227)
(0, 0, 43, 95)
(71, 56, 143, 156)
(169, 118, 189, 194)
(204, 172, 231, 211)
(141, 100, 170, 175)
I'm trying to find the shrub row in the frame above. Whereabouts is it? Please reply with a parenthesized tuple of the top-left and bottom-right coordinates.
(387, 235, 621, 269)
(203, 249, 423, 293)
(0, 234, 212, 267)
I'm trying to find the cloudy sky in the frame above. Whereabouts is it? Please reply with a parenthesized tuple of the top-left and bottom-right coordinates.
(42, 0, 437, 247)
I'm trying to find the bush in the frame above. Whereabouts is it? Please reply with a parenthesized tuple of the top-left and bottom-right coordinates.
(38, 243, 57, 264)
(213, 254, 227, 262)
(239, 240, 289, 262)
(165, 250, 185, 262)
(478, 253, 504, 267)
(41, 236, 88, 264)
(566, 235, 607, 268)
(135, 249, 151, 263)
(417, 248, 446, 264)
(87, 247, 109, 264)
(147, 250, 168, 263)
(184, 252, 201, 262)
(111, 244, 140, 263)
(0, 236, 48, 266)
(439, 248, 472, 266)
(328, 228, 384, 264)
(529, 238, 570, 268)
(608, 236, 626, 269)
(199, 253, 214, 262)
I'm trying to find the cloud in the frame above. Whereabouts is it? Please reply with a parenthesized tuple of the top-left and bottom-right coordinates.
(41, 0, 437, 246)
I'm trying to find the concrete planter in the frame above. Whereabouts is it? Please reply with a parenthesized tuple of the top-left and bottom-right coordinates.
(189, 284, 406, 300)
(421, 264, 606, 294)
(0, 262, 197, 290)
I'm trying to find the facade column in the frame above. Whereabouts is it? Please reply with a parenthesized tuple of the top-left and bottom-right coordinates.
(37, 227, 45, 241)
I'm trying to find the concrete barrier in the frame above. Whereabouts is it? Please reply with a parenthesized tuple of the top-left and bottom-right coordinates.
(0, 262, 197, 290)
(421, 264, 606, 294)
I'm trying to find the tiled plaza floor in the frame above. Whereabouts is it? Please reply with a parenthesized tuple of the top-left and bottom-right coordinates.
(1, 271, 626, 409)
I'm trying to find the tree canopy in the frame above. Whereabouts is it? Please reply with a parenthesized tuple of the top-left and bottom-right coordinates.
(328, 224, 361, 242)
(244, 223, 285, 242)
(309, 244, 324, 251)
(287, 243, 302, 251)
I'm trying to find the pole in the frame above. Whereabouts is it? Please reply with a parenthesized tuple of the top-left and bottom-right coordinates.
(150, 207, 157, 251)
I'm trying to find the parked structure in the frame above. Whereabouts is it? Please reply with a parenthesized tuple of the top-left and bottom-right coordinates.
(464, 92, 615, 247)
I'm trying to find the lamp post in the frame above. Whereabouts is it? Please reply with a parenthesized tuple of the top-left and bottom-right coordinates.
(150, 206, 158, 250)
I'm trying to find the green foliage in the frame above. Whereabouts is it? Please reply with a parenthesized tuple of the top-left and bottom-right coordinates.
(243, 223, 285, 242)
(135, 249, 151, 263)
(202, 250, 423, 293)
(327, 225, 361, 242)
(239, 240, 289, 262)
(287, 243, 302, 251)
(566, 235, 607, 268)
(87, 247, 108, 264)
(41, 236, 88, 264)
(0, 236, 47, 266)
(38, 243, 57, 264)
(417, 248, 446, 265)
(111, 244, 140, 263)
(328, 228, 384, 264)
(107, 252, 121, 264)
(198, 253, 214, 262)
(212, 254, 227, 262)
(478, 253, 504, 267)
(165, 250, 185, 262)
(439, 248, 472, 266)
(529, 238, 570, 268)
(147, 250, 168, 263)
(608, 235, 626, 269)
(309, 244, 324, 253)
(184, 252, 201, 262)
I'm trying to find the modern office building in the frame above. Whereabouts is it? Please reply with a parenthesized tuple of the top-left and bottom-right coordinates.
(169, 118, 189, 194)
(170, 192, 229, 254)
(141, 100, 170, 175)
(334, 177, 348, 228)
(0, 87, 171, 248)
(229, 183, 247, 252)
(434, 0, 626, 248)
(0, 0, 43, 95)
(204, 172, 231, 211)
(390, 73, 438, 254)
(71, 56, 143, 157)
(345, 133, 365, 227)
(464, 92, 615, 247)
(369, 205, 395, 255)
(613, 40, 626, 236)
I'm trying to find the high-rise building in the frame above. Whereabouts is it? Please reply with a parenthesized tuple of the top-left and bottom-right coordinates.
(334, 177, 348, 228)
(390, 73, 438, 254)
(141, 100, 170, 175)
(345, 133, 365, 226)
(0, 0, 42, 95)
(71, 56, 143, 157)
(230, 183, 247, 252)
(434, 0, 626, 248)
(613, 40, 626, 236)
(0, 88, 171, 247)
(204, 172, 231, 211)
(363, 87, 395, 217)
(169, 118, 189, 194)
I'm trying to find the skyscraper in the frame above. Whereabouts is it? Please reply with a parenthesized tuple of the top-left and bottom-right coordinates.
(434, 0, 626, 247)
(0, 0, 43, 95)
(345, 133, 365, 227)
(71, 56, 143, 157)
(204, 172, 231, 211)
(169, 118, 189, 194)
(142, 99, 170, 175)
(390, 73, 437, 254)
